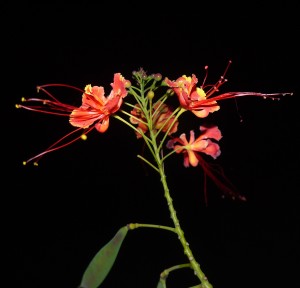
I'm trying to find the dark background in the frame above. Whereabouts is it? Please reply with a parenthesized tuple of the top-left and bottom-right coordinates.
(5, 1, 299, 288)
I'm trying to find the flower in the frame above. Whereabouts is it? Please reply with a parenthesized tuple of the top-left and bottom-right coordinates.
(130, 100, 179, 139)
(16, 73, 130, 165)
(167, 125, 222, 167)
(164, 61, 291, 117)
(164, 73, 221, 118)
(167, 125, 245, 203)
(70, 73, 130, 133)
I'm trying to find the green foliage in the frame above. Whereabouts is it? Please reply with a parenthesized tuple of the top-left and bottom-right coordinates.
(156, 279, 167, 288)
(79, 225, 129, 288)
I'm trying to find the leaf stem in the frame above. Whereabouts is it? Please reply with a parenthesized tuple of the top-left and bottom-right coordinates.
(128, 223, 176, 233)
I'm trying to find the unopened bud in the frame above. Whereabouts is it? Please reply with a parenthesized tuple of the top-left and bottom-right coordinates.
(154, 73, 162, 81)
(125, 80, 131, 88)
(167, 89, 175, 96)
(147, 90, 155, 99)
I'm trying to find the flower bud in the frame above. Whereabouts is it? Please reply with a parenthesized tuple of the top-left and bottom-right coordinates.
(125, 80, 131, 88)
(154, 73, 162, 81)
(147, 90, 155, 99)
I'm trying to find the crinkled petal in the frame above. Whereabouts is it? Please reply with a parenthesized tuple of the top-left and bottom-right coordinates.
(83, 85, 106, 108)
(109, 73, 128, 99)
(202, 140, 221, 159)
(199, 126, 222, 141)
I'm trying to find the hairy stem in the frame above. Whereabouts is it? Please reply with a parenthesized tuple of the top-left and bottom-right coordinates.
(147, 131, 213, 288)
(158, 164, 213, 288)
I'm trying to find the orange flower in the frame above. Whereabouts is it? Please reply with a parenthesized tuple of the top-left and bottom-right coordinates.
(16, 73, 130, 164)
(70, 73, 130, 133)
(130, 101, 179, 138)
(167, 125, 246, 203)
(164, 61, 291, 117)
(167, 125, 222, 167)
(165, 73, 220, 118)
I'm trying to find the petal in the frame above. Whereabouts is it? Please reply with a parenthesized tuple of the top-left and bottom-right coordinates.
(188, 130, 195, 144)
(178, 133, 189, 145)
(187, 150, 199, 167)
(190, 139, 208, 151)
(183, 153, 190, 167)
(110, 73, 128, 99)
(105, 95, 123, 114)
(192, 109, 210, 118)
(95, 117, 110, 133)
(70, 109, 102, 128)
(202, 140, 221, 159)
(166, 139, 175, 149)
(83, 85, 106, 108)
(199, 126, 222, 141)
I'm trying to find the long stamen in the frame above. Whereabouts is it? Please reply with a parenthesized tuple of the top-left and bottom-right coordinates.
(205, 60, 232, 97)
(23, 127, 93, 165)
(37, 84, 84, 104)
(192, 91, 293, 108)
(201, 65, 209, 88)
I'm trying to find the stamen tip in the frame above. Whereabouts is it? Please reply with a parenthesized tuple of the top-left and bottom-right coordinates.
(81, 134, 87, 141)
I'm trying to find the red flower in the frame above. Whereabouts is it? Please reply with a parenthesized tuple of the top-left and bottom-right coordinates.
(164, 61, 291, 117)
(16, 73, 130, 164)
(167, 125, 222, 167)
(165, 73, 220, 118)
(167, 125, 246, 203)
(70, 73, 130, 133)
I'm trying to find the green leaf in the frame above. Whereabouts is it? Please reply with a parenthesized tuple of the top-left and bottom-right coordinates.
(156, 279, 167, 288)
(79, 225, 129, 288)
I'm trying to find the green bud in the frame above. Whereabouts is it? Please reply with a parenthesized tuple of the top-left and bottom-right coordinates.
(147, 90, 155, 99)
(154, 73, 162, 81)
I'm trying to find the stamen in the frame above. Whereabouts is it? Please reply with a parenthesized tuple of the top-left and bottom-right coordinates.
(204, 60, 232, 97)
(23, 127, 93, 165)
(201, 65, 209, 88)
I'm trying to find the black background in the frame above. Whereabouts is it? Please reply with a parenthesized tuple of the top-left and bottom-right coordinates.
(5, 1, 299, 288)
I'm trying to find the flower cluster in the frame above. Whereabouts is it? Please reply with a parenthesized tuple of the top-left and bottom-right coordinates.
(17, 61, 291, 200)
(16, 61, 292, 287)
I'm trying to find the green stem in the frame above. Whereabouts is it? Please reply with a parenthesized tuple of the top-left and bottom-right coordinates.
(128, 223, 176, 233)
(159, 164, 213, 288)
(160, 263, 192, 277)
(147, 128, 213, 288)
(125, 77, 213, 287)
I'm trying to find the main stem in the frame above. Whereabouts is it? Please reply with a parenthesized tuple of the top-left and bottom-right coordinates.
(159, 165, 213, 288)
(150, 141, 213, 288)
